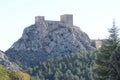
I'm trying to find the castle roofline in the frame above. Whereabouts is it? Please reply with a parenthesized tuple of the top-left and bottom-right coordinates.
(35, 14, 73, 26)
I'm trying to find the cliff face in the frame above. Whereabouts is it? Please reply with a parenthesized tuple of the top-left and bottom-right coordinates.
(5, 21, 94, 67)
(0, 50, 19, 70)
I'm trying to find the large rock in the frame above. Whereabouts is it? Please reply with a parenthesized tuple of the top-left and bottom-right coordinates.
(5, 20, 94, 67)
(0, 50, 19, 70)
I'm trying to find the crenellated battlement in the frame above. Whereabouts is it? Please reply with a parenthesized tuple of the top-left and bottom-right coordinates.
(35, 14, 73, 26)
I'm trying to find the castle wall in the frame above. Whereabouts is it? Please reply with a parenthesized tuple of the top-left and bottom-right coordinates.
(45, 20, 65, 32)
(35, 14, 73, 27)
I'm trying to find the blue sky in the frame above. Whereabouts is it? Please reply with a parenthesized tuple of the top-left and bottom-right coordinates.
(0, 0, 120, 51)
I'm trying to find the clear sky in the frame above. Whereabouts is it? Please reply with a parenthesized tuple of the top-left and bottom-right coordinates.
(0, 0, 120, 51)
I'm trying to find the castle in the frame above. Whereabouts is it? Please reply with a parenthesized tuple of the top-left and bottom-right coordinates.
(35, 14, 73, 26)
(34, 14, 103, 49)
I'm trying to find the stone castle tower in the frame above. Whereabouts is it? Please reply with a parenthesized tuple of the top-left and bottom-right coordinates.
(35, 16, 45, 24)
(35, 14, 73, 26)
(92, 39, 103, 49)
(94, 40, 102, 49)
(60, 14, 73, 26)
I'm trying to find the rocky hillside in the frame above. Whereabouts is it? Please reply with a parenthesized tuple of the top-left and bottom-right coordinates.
(0, 50, 19, 70)
(5, 16, 95, 67)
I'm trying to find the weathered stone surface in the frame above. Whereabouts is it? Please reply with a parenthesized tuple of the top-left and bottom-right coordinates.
(5, 21, 95, 67)
(0, 50, 20, 70)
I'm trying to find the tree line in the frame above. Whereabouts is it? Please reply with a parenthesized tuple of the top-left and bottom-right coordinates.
(29, 52, 95, 80)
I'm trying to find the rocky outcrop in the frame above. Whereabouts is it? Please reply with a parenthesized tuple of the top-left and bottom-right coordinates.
(5, 20, 94, 67)
(0, 50, 20, 70)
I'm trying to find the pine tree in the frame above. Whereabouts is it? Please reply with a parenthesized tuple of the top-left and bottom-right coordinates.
(112, 44, 120, 79)
(95, 19, 120, 80)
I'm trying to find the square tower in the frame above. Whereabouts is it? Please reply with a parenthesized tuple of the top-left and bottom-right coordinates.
(95, 40, 102, 49)
(35, 16, 45, 24)
(60, 14, 73, 26)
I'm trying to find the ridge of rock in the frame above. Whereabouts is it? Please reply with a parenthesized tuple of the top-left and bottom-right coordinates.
(0, 50, 20, 70)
